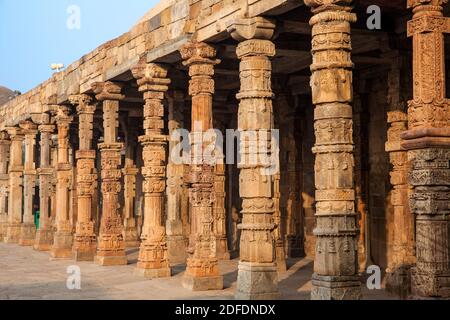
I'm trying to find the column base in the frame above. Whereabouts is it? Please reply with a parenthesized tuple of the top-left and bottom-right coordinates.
(134, 266, 172, 279)
(385, 266, 412, 299)
(167, 235, 187, 264)
(311, 274, 362, 300)
(4, 223, 22, 244)
(33, 228, 54, 251)
(73, 245, 97, 262)
(411, 267, 450, 298)
(235, 262, 280, 300)
(94, 255, 128, 266)
(216, 236, 231, 261)
(182, 274, 224, 291)
(50, 231, 73, 259)
(18, 223, 36, 246)
(96, 233, 128, 265)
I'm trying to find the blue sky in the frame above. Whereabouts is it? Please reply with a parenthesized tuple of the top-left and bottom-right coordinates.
(0, 0, 159, 93)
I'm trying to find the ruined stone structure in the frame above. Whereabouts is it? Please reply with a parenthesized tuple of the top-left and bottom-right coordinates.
(0, 0, 449, 300)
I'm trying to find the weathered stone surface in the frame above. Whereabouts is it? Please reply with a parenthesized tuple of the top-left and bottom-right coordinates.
(180, 42, 223, 291)
(92, 82, 128, 266)
(402, 0, 450, 299)
(50, 107, 74, 259)
(304, 0, 361, 300)
(227, 17, 280, 300)
(132, 63, 171, 277)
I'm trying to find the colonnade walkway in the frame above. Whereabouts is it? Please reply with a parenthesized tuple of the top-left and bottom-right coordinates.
(0, 244, 396, 300)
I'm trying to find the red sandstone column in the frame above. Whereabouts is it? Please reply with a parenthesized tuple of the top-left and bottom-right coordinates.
(166, 90, 188, 264)
(227, 17, 280, 299)
(180, 42, 224, 291)
(0, 132, 11, 242)
(122, 126, 140, 248)
(50, 107, 74, 259)
(304, 0, 361, 299)
(4, 127, 25, 244)
(34, 115, 56, 251)
(92, 81, 127, 266)
(70, 94, 98, 261)
(131, 63, 172, 278)
(404, 0, 450, 298)
(19, 121, 38, 246)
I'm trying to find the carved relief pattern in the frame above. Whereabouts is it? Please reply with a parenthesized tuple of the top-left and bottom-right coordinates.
(180, 42, 221, 280)
(93, 82, 126, 259)
(132, 63, 171, 272)
(404, 0, 450, 298)
(49, 106, 75, 257)
(305, 1, 361, 300)
(71, 95, 97, 256)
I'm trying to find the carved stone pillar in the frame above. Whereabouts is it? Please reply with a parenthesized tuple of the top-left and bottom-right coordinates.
(384, 53, 416, 297)
(166, 90, 188, 264)
(34, 117, 55, 251)
(69, 94, 98, 261)
(403, 0, 450, 298)
(122, 126, 140, 248)
(92, 81, 127, 266)
(212, 119, 230, 261)
(18, 121, 38, 246)
(304, 0, 361, 300)
(227, 17, 280, 299)
(278, 92, 304, 259)
(353, 92, 371, 272)
(180, 42, 223, 291)
(50, 107, 74, 259)
(0, 132, 11, 242)
(131, 63, 171, 277)
(4, 127, 24, 244)
(50, 137, 58, 229)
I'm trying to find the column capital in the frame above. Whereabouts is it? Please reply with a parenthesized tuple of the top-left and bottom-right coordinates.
(19, 120, 38, 136)
(407, 0, 448, 12)
(69, 94, 97, 115)
(54, 106, 73, 126)
(180, 42, 220, 67)
(0, 131, 10, 142)
(304, 0, 353, 9)
(38, 124, 56, 134)
(131, 63, 171, 92)
(92, 81, 125, 101)
(5, 127, 25, 140)
(226, 16, 276, 42)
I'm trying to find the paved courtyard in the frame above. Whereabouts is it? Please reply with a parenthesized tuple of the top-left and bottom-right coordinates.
(0, 243, 397, 300)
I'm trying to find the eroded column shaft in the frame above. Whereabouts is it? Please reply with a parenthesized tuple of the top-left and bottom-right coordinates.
(305, 1, 361, 300)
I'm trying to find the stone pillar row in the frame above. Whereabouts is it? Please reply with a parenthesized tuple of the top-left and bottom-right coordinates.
(2, 5, 448, 301)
